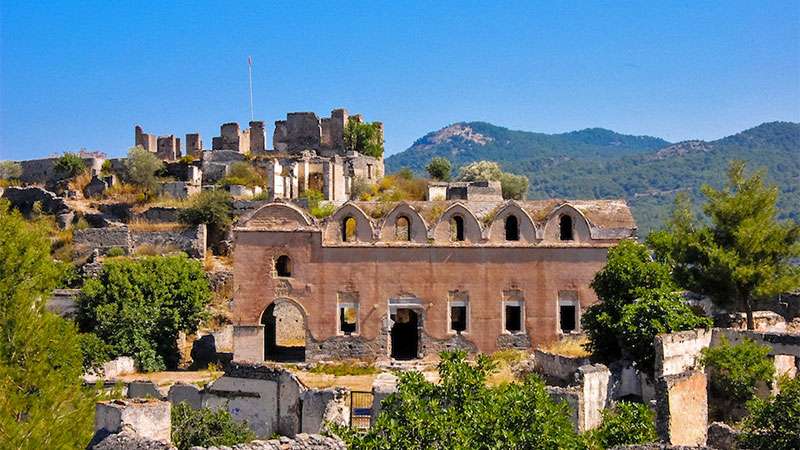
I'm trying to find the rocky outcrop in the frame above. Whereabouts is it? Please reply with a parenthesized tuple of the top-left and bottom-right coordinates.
(1, 186, 73, 227)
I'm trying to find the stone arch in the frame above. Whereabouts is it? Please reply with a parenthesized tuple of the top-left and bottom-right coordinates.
(378, 203, 429, 243)
(241, 202, 313, 229)
(542, 203, 592, 243)
(432, 203, 482, 243)
(323, 202, 375, 243)
(487, 202, 538, 243)
(260, 297, 307, 362)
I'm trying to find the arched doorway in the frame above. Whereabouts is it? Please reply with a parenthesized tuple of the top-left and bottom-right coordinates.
(261, 300, 306, 362)
(390, 308, 420, 360)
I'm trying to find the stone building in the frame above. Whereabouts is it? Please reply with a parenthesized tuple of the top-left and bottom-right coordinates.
(231, 197, 637, 363)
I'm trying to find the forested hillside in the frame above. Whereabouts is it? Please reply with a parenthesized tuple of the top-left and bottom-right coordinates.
(386, 121, 800, 235)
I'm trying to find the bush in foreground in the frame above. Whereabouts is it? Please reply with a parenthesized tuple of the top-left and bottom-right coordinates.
(171, 402, 255, 450)
(78, 255, 211, 371)
(700, 337, 774, 404)
(739, 376, 800, 450)
(587, 401, 657, 449)
(0, 201, 94, 448)
(334, 350, 583, 449)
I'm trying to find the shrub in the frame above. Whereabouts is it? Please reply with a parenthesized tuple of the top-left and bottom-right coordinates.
(739, 377, 800, 450)
(178, 190, 233, 244)
(301, 189, 335, 218)
(218, 161, 264, 188)
(426, 157, 452, 181)
(125, 146, 163, 194)
(334, 350, 583, 449)
(54, 152, 87, 179)
(0, 160, 22, 180)
(582, 240, 679, 363)
(616, 289, 711, 374)
(588, 402, 657, 449)
(0, 201, 95, 448)
(77, 255, 212, 372)
(344, 117, 384, 158)
(456, 160, 529, 200)
(105, 246, 126, 257)
(700, 337, 774, 403)
(171, 402, 255, 450)
(79, 332, 112, 373)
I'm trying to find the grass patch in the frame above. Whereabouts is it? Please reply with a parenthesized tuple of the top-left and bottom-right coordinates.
(309, 362, 380, 376)
(490, 349, 528, 366)
(133, 243, 183, 256)
(539, 335, 591, 358)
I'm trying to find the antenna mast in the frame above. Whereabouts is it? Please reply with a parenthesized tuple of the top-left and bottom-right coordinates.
(248, 56, 254, 121)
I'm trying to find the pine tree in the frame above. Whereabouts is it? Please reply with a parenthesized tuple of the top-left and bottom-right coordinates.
(0, 201, 95, 448)
(649, 161, 800, 329)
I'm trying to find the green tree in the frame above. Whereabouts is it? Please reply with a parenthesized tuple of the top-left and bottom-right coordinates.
(344, 117, 384, 158)
(335, 350, 584, 449)
(171, 403, 255, 450)
(456, 160, 529, 200)
(582, 240, 711, 373)
(0, 201, 95, 448)
(616, 289, 711, 374)
(54, 152, 87, 179)
(582, 240, 675, 361)
(739, 377, 800, 450)
(699, 337, 774, 403)
(426, 157, 452, 181)
(649, 161, 800, 329)
(218, 161, 264, 188)
(587, 402, 657, 449)
(77, 255, 211, 371)
(178, 190, 233, 246)
(125, 145, 164, 193)
(0, 160, 22, 180)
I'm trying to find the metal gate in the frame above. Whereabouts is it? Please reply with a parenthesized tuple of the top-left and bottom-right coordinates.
(350, 390, 374, 430)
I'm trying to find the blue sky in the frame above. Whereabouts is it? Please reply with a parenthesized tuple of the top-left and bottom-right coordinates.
(1, 1, 798, 160)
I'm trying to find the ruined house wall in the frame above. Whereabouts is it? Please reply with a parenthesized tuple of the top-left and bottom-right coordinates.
(17, 156, 104, 184)
(232, 230, 607, 361)
(130, 224, 206, 258)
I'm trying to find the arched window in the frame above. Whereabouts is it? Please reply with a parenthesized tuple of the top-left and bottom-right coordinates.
(275, 255, 292, 277)
(342, 217, 357, 242)
(395, 216, 411, 241)
(450, 215, 465, 242)
(505, 215, 519, 241)
(559, 215, 573, 241)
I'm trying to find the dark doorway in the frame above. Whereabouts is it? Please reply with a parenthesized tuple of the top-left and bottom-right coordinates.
(559, 215, 574, 241)
(559, 304, 577, 333)
(450, 216, 465, 241)
(505, 215, 519, 241)
(390, 308, 419, 360)
(262, 303, 306, 362)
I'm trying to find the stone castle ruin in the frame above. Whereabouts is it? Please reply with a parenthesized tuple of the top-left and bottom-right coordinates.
(132, 108, 383, 203)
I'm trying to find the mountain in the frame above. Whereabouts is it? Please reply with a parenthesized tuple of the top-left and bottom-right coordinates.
(386, 121, 800, 235)
(387, 122, 670, 173)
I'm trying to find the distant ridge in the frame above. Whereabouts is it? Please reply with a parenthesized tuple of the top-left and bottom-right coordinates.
(387, 121, 800, 234)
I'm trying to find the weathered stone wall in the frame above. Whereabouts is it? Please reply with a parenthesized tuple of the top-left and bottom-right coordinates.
(46, 288, 80, 318)
(185, 133, 203, 157)
(713, 327, 800, 358)
(2, 186, 70, 215)
(131, 224, 206, 258)
(533, 349, 591, 385)
(655, 371, 708, 446)
(140, 206, 180, 223)
(74, 226, 132, 255)
(16, 156, 103, 184)
(654, 329, 712, 378)
(94, 399, 171, 443)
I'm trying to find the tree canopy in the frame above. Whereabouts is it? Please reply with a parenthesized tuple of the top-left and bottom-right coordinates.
(335, 351, 584, 449)
(426, 157, 452, 181)
(77, 255, 212, 371)
(125, 145, 163, 193)
(344, 117, 384, 158)
(649, 161, 800, 329)
(582, 240, 711, 373)
(455, 160, 529, 200)
(0, 201, 94, 448)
